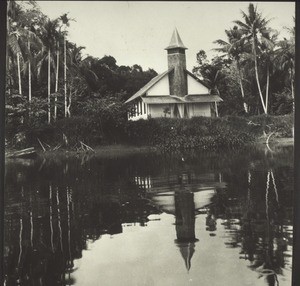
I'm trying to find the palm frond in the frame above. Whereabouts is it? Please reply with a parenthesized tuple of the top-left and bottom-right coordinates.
(233, 20, 250, 32)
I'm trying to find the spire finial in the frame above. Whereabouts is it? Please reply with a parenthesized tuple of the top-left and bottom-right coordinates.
(165, 28, 187, 50)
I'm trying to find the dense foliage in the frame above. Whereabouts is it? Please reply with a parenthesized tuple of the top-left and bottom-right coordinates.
(5, 2, 294, 151)
(7, 114, 293, 151)
(124, 115, 293, 151)
(194, 4, 295, 116)
(6, 1, 157, 128)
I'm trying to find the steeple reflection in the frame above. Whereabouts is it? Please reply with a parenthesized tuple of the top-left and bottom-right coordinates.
(174, 189, 198, 271)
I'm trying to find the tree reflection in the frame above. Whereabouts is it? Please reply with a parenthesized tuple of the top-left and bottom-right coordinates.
(209, 166, 292, 286)
(4, 148, 293, 285)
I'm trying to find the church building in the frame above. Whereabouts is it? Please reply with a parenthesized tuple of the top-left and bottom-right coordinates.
(125, 28, 222, 121)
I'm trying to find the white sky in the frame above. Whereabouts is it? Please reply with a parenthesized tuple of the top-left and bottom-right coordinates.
(36, 1, 295, 73)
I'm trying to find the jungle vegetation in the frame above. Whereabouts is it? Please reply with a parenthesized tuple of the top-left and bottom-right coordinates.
(5, 1, 295, 149)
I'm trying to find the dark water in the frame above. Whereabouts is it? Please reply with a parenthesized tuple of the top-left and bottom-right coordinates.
(4, 145, 293, 286)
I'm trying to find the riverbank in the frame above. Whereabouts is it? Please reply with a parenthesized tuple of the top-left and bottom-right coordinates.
(6, 136, 294, 162)
(5, 114, 294, 154)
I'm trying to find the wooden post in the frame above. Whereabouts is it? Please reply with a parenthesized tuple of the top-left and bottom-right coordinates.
(214, 101, 219, 117)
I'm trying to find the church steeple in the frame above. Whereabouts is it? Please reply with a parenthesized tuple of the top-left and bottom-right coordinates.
(165, 28, 187, 50)
(165, 28, 187, 97)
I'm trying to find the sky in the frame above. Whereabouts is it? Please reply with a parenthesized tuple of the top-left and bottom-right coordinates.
(36, 1, 295, 73)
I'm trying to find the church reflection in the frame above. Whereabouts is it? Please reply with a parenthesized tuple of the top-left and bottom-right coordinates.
(4, 149, 293, 285)
(174, 189, 198, 271)
(140, 170, 223, 271)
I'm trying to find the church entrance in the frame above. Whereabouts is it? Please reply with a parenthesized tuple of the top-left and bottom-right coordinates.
(173, 103, 189, 118)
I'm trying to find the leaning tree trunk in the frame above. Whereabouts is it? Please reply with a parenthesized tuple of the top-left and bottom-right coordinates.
(7, 58, 11, 95)
(290, 69, 295, 112)
(28, 42, 31, 102)
(252, 39, 266, 114)
(55, 41, 59, 121)
(17, 52, 22, 95)
(236, 60, 248, 113)
(265, 63, 270, 114)
(48, 49, 51, 124)
(67, 86, 71, 117)
(64, 36, 67, 118)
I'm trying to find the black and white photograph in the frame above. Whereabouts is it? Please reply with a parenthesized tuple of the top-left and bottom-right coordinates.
(3, 1, 296, 285)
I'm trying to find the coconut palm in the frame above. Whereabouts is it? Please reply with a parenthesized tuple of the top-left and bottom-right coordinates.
(37, 18, 60, 123)
(259, 31, 277, 114)
(234, 3, 274, 114)
(274, 19, 295, 108)
(7, 2, 25, 96)
(59, 13, 74, 117)
(214, 26, 250, 113)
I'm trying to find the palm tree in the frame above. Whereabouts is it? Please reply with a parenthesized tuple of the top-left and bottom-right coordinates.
(7, 30, 23, 95)
(38, 18, 60, 123)
(234, 3, 273, 114)
(274, 19, 295, 109)
(59, 13, 74, 117)
(260, 32, 277, 114)
(66, 44, 87, 117)
(22, 30, 44, 103)
(214, 26, 249, 113)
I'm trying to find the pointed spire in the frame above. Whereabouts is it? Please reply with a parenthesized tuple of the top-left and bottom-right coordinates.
(165, 28, 187, 50)
(177, 242, 195, 272)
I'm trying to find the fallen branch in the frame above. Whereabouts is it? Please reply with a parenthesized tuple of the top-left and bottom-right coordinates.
(6, 147, 36, 158)
(53, 144, 62, 151)
(79, 141, 95, 152)
(247, 121, 260, 126)
(37, 138, 46, 152)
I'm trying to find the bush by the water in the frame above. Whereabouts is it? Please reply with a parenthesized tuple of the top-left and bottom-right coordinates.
(124, 114, 293, 150)
(124, 116, 255, 150)
(6, 113, 294, 151)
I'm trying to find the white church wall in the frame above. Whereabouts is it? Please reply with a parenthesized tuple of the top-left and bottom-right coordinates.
(187, 74, 209, 94)
(189, 103, 211, 117)
(148, 104, 172, 118)
(147, 103, 211, 118)
(147, 75, 170, 96)
(128, 99, 148, 121)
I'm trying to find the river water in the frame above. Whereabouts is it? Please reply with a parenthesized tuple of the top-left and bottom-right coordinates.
(4, 145, 293, 286)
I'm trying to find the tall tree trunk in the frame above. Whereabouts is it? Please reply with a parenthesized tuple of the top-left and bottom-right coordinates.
(28, 42, 31, 102)
(49, 184, 54, 252)
(48, 49, 51, 124)
(8, 59, 11, 95)
(64, 36, 67, 117)
(56, 188, 63, 251)
(252, 39, 266, 113)
(265, 63, 270, 114)
(290, 70, 294, 99)
(67, 86, 71, 117)
(18, 218, 23, 267)
(55, 41, 59, 121)
(6, 3, 11, 95)
(290, 69, 295, 112)
(17, 52, 22, 95)
(236, 60, 248, 113)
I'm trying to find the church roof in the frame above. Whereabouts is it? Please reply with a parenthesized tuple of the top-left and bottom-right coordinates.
(165, 28, 187, 50)
(125, 68, 222, 104)
(125, 68, 174, 104)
